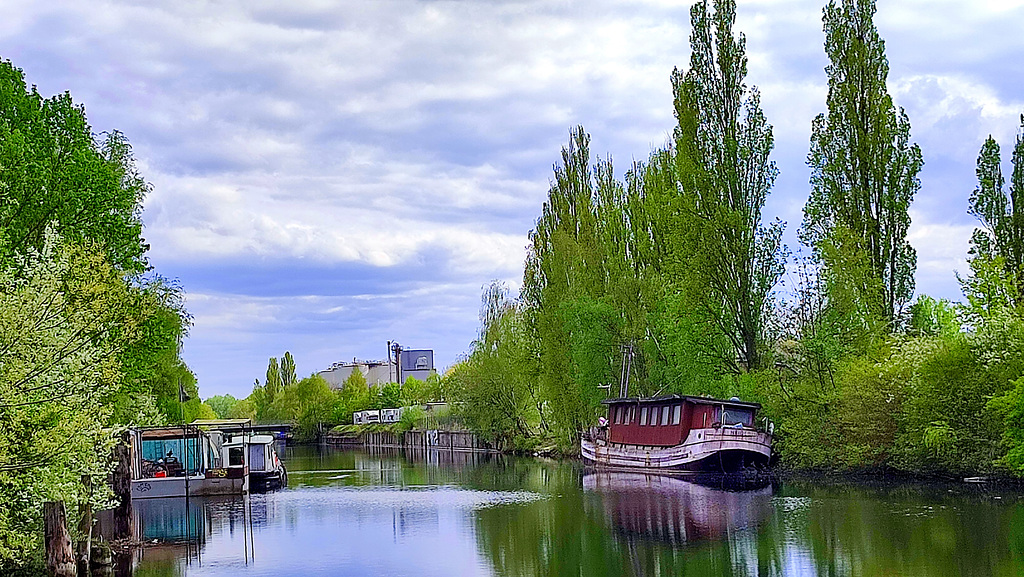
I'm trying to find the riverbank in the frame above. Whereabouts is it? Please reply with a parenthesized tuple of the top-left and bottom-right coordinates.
(323, 425, 1024, 488)
(323, 425, 498, 454)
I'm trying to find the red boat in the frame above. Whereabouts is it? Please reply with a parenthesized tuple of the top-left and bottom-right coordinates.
(581, 395, 772, 474)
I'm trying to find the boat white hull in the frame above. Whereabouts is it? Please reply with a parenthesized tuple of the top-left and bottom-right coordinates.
(131, 476, 248, 499)
(581, 427, 771, 473)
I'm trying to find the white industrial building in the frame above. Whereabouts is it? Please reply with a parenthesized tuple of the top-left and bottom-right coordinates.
(319, 349, 435, 391)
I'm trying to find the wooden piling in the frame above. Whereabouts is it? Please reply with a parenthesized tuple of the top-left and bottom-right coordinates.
(111, 432, 133, 540)
(44, 501, 76, 577)
(76, 475, 92, 575)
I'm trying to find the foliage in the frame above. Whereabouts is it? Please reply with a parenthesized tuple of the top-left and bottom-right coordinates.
(227, 398, 255, 420)
(0, 235, 138, 561)
(449, 282, 543, 448)
(0, 60, 197, 566)
(961, 120, 1024, 316)
(907, 295, 960, 338)
(0, 61, 148, 274)
(671, 0, 786, 371)
(333, 367, 370, 424)
(292, 375, 335, 441)
(280, 351, 297, 388)
(989, 376, 1024, 474)
(801, 0, 922, 325)
(206, 394, 239, 419)
(397, 406, 425, 433)
(366, 381, 398, 411)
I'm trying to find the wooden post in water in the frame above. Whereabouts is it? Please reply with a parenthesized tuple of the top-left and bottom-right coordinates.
(44, 501, 76, 577)
(111, 432, 133, 540)
(76, 475, 93, 575)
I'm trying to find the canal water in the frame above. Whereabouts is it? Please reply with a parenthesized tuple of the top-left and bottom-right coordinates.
(125, 445, 1024, 576)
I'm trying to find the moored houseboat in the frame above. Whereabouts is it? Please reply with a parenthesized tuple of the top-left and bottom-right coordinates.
(581, 395, 771, 474)
(235, 434, 287, 491)
(129, 426, 249, 499)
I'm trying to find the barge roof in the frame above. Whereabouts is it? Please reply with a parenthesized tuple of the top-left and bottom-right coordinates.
(601, 394, 761, 410)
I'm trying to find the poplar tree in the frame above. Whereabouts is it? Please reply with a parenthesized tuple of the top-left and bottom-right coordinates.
(526, 127, 621, 444)
(963, 116, 1024, 311)
(802, 0, 923, 325)
(672, 0, 785, 371)
(281, 351, 298, 388)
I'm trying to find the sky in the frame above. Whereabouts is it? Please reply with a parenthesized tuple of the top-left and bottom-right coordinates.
(2, 0, 1023, 399)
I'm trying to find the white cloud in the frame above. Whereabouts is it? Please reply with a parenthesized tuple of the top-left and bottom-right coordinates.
(4, 0, 1022, 393)
(907, 215, 974, 300)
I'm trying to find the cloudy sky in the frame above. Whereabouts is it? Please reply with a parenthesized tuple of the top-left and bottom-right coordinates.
(3, 0, 1023, 399)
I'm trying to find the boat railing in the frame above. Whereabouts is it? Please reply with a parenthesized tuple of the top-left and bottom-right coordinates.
(704, 426, 768, 441)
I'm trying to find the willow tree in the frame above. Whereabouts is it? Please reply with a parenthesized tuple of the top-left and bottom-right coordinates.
(802, 0, 922, 326)
(671, 0, 786, 371)
(962, 117, 1024, 314)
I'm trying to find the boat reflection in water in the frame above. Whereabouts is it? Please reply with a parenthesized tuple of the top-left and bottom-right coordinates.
(583, 472, 772, 546)
(116, 495, 260, 576)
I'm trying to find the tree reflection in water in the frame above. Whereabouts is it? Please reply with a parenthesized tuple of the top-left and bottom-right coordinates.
(115, 447, 1024, 577)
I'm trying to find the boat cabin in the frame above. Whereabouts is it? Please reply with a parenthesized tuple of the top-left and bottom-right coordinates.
(602, 395, 761, 447)
(129, 426, 248, 498)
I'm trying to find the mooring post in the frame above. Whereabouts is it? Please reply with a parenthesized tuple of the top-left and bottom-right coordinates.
(111, 431, 133, 540)
(44, 501, 76, 577)
(77, 475, 93, 575)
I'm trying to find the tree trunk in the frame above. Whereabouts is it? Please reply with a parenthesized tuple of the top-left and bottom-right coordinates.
(44, 501, 76, 577)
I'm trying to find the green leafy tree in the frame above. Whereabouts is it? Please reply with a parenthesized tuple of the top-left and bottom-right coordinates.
(671, 0, 786, 371)
(451, 282, 542, 447)
(265, 357, 282, 398)
(0, 61, 149, 273)
(280, 351, 297, 388)
(369, 381, 402, 410)
(961, 119, 1024, 315)
(907, 295, 960, 338)
(0, 235, 144, 561)
(293, 374, 336, 441)
(256, 357, 284, 422)
(801, 0, 923, 326)
(0, 61, 197, 564)
(227, 397, 256, 420)
(333, 367, 370, 424)
(206, 394, 239, 419)
(526, 128, 618, 447)
(401, 376, 429, 406)
(989, 375, 1024, 475)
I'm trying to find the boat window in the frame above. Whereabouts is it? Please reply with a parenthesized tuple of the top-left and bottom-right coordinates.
(672, 405, 681, 425)
(629, 406, 635, 424)
(614, 406, 622, 425)
(722, 407, 754, 427)
(661, 405, 671, 426)
(640, 406, 648, 426)
(650, 406, 659, 426)
(228, 446, 245, 467)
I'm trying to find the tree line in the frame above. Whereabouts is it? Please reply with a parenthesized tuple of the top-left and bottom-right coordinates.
(0, 60, 201, 567)
(207, 351, 448, 441)
(447, 0, 1024, 478)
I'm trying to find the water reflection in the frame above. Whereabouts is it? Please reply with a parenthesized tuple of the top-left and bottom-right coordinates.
(121, 495, 258, 576)
(120, 447, 1024, 577)
(582, 472, 772, 546)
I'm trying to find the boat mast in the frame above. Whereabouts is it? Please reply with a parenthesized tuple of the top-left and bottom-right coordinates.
(618, 343, 635, 398)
